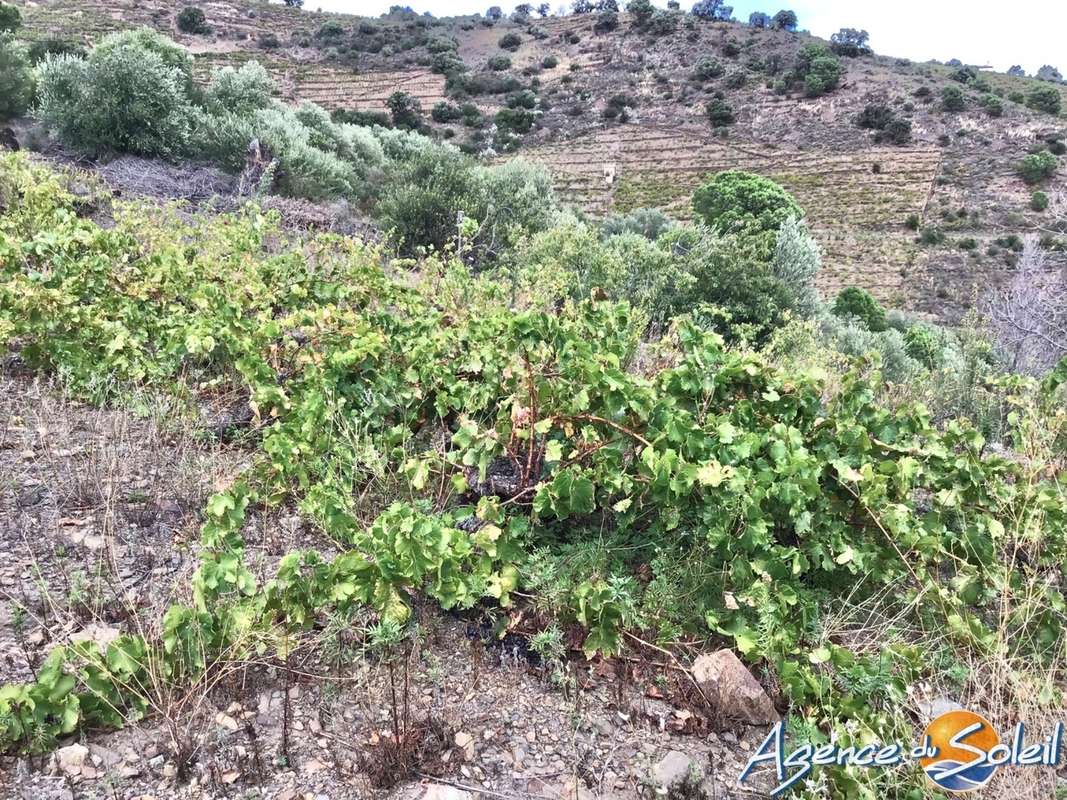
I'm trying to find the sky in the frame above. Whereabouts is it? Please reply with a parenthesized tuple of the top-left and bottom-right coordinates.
(313, 1, 1065, 74)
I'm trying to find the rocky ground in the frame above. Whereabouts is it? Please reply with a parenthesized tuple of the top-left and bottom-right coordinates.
(0, 370, 778, 800)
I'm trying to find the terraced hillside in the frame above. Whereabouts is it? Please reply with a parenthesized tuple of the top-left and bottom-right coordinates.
(519, 125, 941, 301)
(11, 0, 1067, 318)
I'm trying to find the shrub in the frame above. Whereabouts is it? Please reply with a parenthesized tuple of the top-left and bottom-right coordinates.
(981, 93, 1003, 117)
(692, 58, 725, 82)
(626, 0, 655, 26)
(477, 157, 556, 257)
(431, 52, 466, 77)
(600, 207, 675, 240)
(722, 40, 741, 58)
(691, 170, 801, 254)
(919, 225, 944, 245)
(1031, 191, 1049, 212)
(0, 2, 20, 33)
(487, 54, 511, 70)
(498, 32, 521, 51)
(387, 91, 423, 130)
(377, 145, 482, 255)
(26, 37, 86, 64)
(454, 71, 521, 96)
(724, 70, 747, 89)
(35, 30, 194, 157)
(332, 107, 391, 128)
(705, 97, 735, 127)
(855, 103, 894, 130)
(1017, 150, 1057, 184)
(941, 85, 965, 111)
(879, 117, 912, 145)
(603, 92, 636, 122)
(177, 6, 210, 34)
(258, 33, 280, 49)
(1026, 85, 1062, 115)
(772, 215, 821, 318)
(203, 61, 275, 116)
(647, 9, 680, 36)
(794, 44, 841, 97)
(593, 10, 618, 32)
(542, 55, 558, 68)
(905, 213, 920, 230)
(494, 105, 536, 138)
(0, 35, 33, 120)
(903, 325, 941, 369)
(315, 21, 345, 41)
(822, 317, 921, 383)
(832, 286, 887, 332)
(431, 101, 463, 122)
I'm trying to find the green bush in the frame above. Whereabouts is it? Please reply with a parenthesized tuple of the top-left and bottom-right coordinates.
(95, 27, 194, 88)
(387, 91, 423, 130)
(691, 170, 801, 254)
(855, 103, 894, 130)
(542, 55, 558, 68)
(35, 29, 195, 157)
(903, 325, 941, 369)
(0, 2, 20, 33)
(600, 207, 675, 240)
(692, 57, 724, 81)
(772, 215, 821, 318)
(177, 6, 210, 34)
(705, 97, 735, 127)
(1017, 150, 1057, 184)
(832, 286, 887, 332)
(794, 44, 842, 97)
(941, 84, 965, 111)
(880, 117, 912, 144)
(980, 93, 1003, 117)
(26, 37, 86, 64)
(498, 32, 521, 51)
(202, 61, 275, 116)
(431, 100, 463, 122)
(724, 70, 747, 89)
(919, 225, 945, 245)
(487, 54, 511, 70)
(378, 147, 555, 259)
(0, 35, 33, 120)
(1026, 84, 1062, 115)
(1031, 191, 1049, 211)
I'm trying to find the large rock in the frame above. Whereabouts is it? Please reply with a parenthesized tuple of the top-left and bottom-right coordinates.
(653, 750, 698, 790)
(53, 743, 89, 776)
(691, 649, 778, 725)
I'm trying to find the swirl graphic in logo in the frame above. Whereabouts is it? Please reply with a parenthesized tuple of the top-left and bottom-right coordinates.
(920, 710, 1000, 792)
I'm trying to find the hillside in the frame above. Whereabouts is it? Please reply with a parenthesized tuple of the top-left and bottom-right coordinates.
(12, 0, 1067, 320)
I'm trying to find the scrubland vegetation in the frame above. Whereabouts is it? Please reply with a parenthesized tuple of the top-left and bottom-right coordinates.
(0, 9, 1065, 800)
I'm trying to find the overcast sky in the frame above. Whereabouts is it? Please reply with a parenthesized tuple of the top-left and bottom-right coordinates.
(315, 1, 1065, 74)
